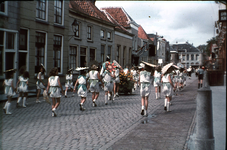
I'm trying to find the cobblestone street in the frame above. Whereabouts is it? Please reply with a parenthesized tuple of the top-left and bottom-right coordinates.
(1, 75, 197, 150)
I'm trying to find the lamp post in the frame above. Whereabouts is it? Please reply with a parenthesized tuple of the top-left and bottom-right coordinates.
(69, 19, 79, 41)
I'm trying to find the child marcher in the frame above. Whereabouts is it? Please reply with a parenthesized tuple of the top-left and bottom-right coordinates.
(36, 64, 46, 103)
(46, 67, 64, 117)
(153, 66, 162, 99)
(87, 64, 103, 107)
(3, 69, 16, 115)
(74, 67, 89, 111)
(178, 67, 185, 91)
(65, 68, 74, 98)
(113, 60, 122, 98)
(161, 63, 174, 112)
(16, 71, 29, 108)
(139, 63, 152, 117)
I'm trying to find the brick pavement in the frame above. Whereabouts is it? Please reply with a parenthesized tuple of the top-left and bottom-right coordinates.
(0, 75, 198, 150)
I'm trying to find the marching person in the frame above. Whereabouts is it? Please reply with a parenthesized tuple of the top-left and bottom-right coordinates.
(131, 66, 139, 91)
(153, 66, 162, 99)
(187, 66, 192, 79)
(46, 67, 64, 117)
(139, 63, 152, 117)
(197, 66, 204, 89)
(87, 64, 103, 107)
(100, 56, 116, 103)
(73, 67, 89, 111)
(113, 66, 122, 98)
(16, 67, 26, 107)
(178, 67, 185, 91)
(36, 64, 46, 103)
(161, 63, 174, 112)
(65, 68, 74, 98)
(16, 71, 29, 108)
(2, 69, 16, 115)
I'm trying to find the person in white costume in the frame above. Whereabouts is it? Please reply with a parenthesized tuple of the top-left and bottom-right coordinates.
(161, 63, 174, 112)
(16, 71, 29, 108)
(131, 66, 139, 91)
(46, 67, 64, 117)
(153, 66, 162, 99)
(139, 63, 152, 117)
(2, 69, 16, 115)
(113, 66, 122, 98)
(36, 64, 46, 103)
(100, 56, 116, 104)
(74, 67, 89, 111)
(87, 64, 103, 107)
(65, 68, 74, 98)
(178, 68, 185, 91)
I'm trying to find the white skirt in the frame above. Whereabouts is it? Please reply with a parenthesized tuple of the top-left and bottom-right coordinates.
(114, 77, 120, 84)
(5, 87, 16, 97)
(18, 85, 28, 93)
(36, 81, 45, 89)
(162, 83, 172, 97)
(140, 83, 150, 97)
(65, 82, 73, 88)
(77, 86, 87, 97)
(89, 83, 100, 93)
(104, 81, 113, 92)
(49, 87, 61, 98)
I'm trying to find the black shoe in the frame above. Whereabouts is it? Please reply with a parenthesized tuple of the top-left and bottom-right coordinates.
(80, 104, 85, 111)
(65, 95, 67, 98)
(141, 109, 144, 115)
(16, 103, 19, 108)
(164, 107, 167, 110)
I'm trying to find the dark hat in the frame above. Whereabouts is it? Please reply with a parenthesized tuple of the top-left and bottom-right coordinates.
(106, 55, 110, 61)
(91, 65, 98, 70)
(40, 63, 46, 71)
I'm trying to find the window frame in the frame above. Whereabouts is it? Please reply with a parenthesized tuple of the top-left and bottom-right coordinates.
(107, 31, 111, 41)
(100, 29, 105, 39)
(19, 28, 29, 72)
(69, 45, 77, 72)
(87, 25, 92, 40)
(54, 0, 64, 25)
(90, 48, 95, 61)
(53, 34, 63, 73)
(101, 45, 105, 62)
(36, 0, 48, 21)
(0, 1, 8, 16)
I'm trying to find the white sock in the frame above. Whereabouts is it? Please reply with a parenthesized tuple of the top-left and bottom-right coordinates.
(155, 93, 158, 99)
(142, 106, 144, 110)
(167, 102, 170, 111)
(17, 97, 22, 103)
(164, 98, 167, 107)
(23, 97, 27, 107)
(93, 99, 96, 102)
(4, 101, 8, 109)
(105, 95, 108, 103)
(144, 109, 147, 115)
(6, 102, 11, 114)
(65, 91, 67, 96)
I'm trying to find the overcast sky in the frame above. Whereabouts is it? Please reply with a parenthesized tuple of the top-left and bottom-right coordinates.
(96, 1, 225, 47)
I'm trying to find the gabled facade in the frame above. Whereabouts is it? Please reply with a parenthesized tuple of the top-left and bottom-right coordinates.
(100, 7, 140, 67)
(171, 42, 201, 68)
(69, 1, 116, 71)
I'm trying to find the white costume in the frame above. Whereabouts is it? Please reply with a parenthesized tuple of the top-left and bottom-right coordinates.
(87, 70, 100, 93)
(124, 68, 129, 74)
(48, 76, 61, 98)
(153, 70, 161, 87)
(18, 76, 29, 93)
(65, 74, 73, 89)
(178, 72, 184, 84)
(114, 69, 120, 83)
(139, 71, 151, 97)
(102, 70, 114, 92)
(77, 75, 87, 97)
(162, 74, 173, 97)
(4, 79, 16, 96)
(36, 72, 45, 89)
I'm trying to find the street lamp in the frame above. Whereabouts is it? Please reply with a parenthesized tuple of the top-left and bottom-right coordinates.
(72, 19, 79, 37)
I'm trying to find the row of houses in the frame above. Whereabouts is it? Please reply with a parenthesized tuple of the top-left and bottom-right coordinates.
(0, 0, 201, 93)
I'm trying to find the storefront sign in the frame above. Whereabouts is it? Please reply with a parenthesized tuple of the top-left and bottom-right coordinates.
(219, 9, 227, 22)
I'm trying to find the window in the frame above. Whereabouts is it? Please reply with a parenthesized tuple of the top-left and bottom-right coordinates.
(182, 55, 185, 61)
(80, 47, 86, 67)
(100, 30, 104, 39)
(0, 31, 3, 75)
(187, 54, 189, 61)
(35, 32, 45, 73)
(74, 23, 79, 38)
(19, 29, 28, 71)
(107, 31, 111, 40)
(196, 54, 199, 60)
(6, 32, 14, 49)
(90, 48, 95, 61)
(54, 0, 62, 24)
(19, 29, 28, 50)
(107, 46, 111, 61)
(116, 45, 120, 62)
(191, 54, 194, 61)
(0, 1, 7, 15)
(36, 0, 46, 20)
(53, 35, 62, 72)
(101, 45, 105, 62)
(123, 46, 126, 67)
(87, 26, 91, 40)
(69, 46, 77, 69)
